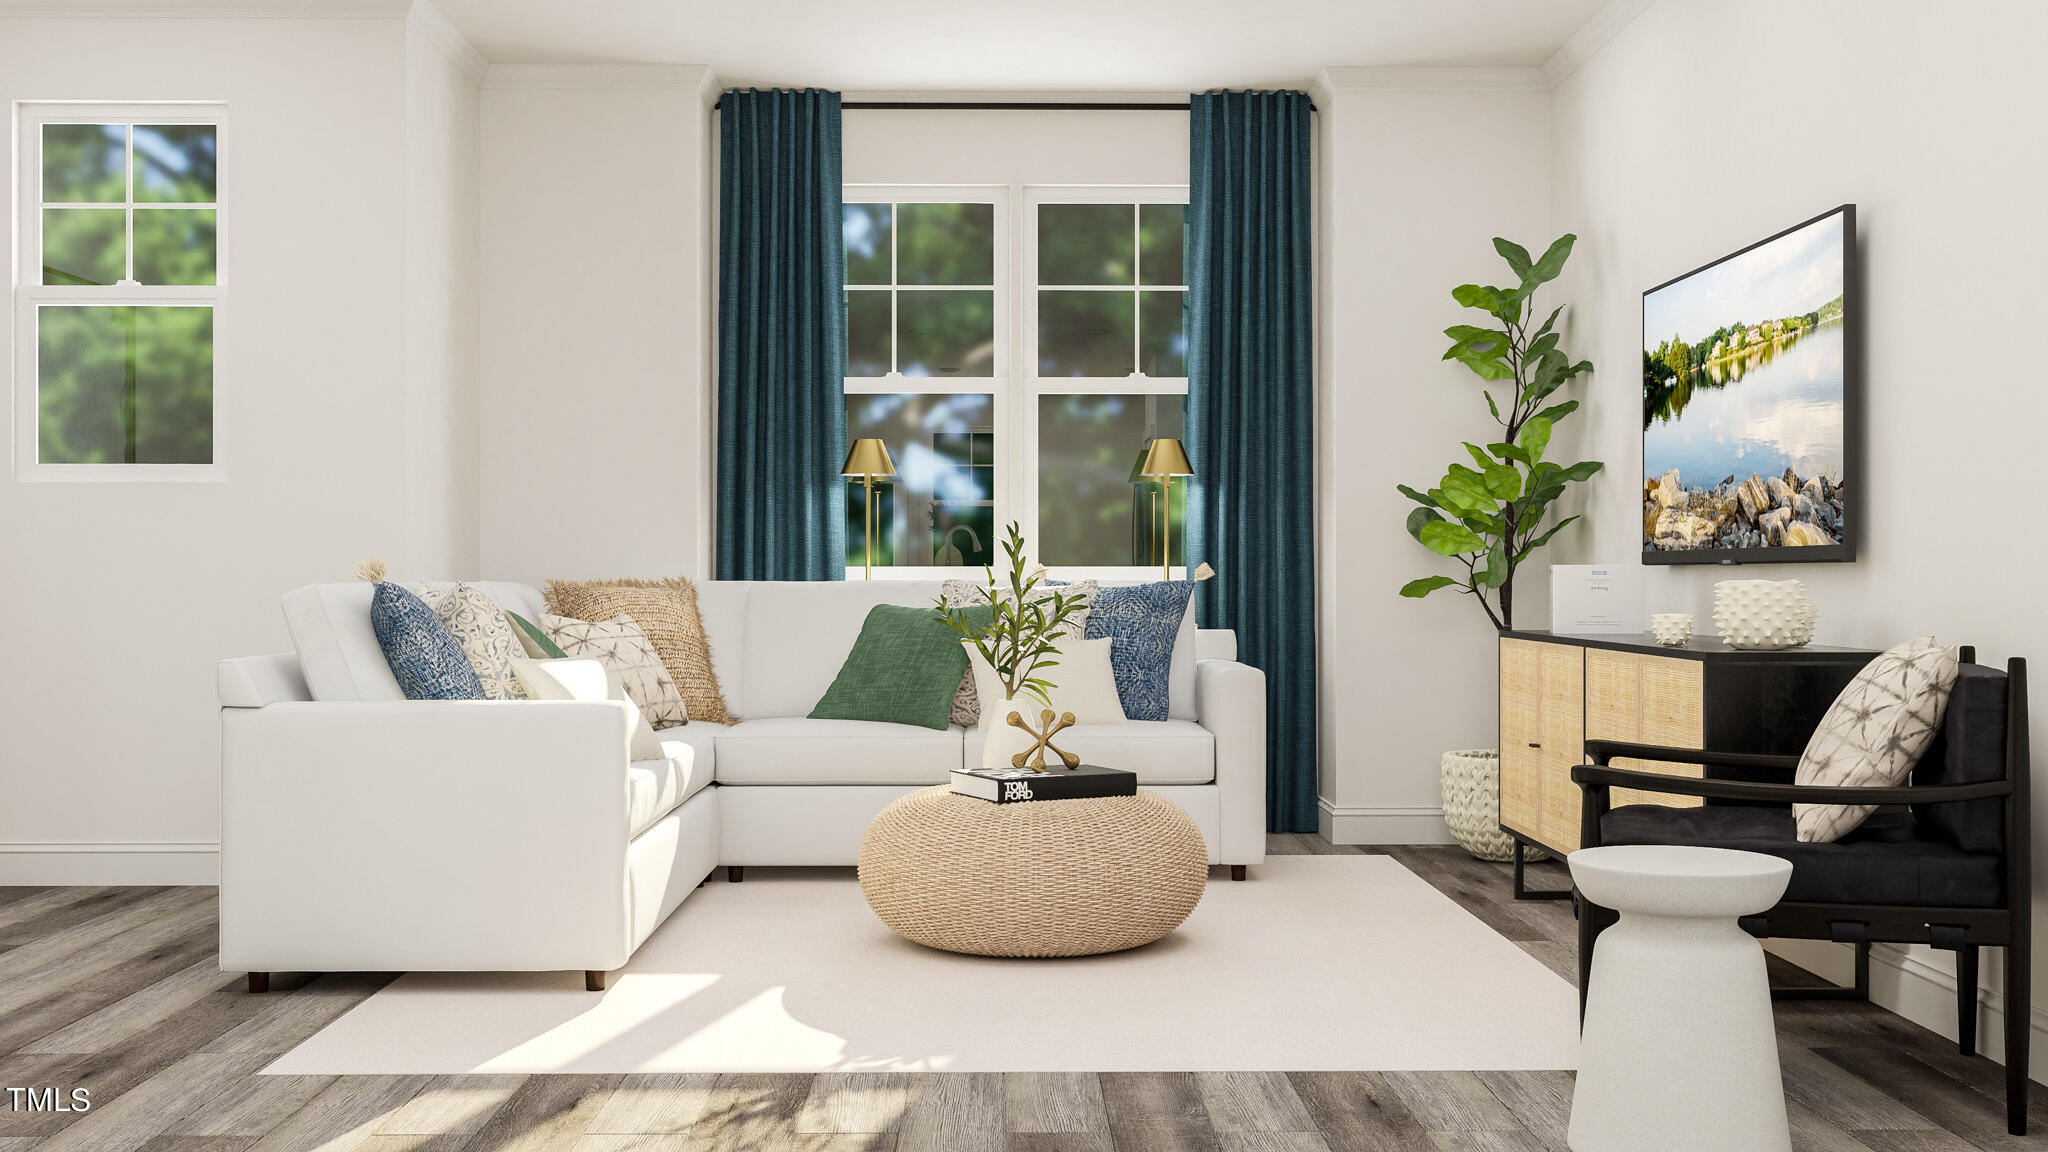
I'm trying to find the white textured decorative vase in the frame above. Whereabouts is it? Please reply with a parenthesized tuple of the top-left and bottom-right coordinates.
(1713, 580, 1818, 650)
(981, 699, 1042, 772)
(1440, 750, 1544, 863)
(1650, 613, 1696, 646)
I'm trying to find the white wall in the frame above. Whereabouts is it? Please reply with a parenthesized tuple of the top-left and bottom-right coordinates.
(476, 65, 715, 587)
(1314, 68, 1554, 843)
(0, 8, 480, 882)
(843, 102, 1185, 185)
(404, 4, 486, 578)
(1550, 0, 2048, 1073)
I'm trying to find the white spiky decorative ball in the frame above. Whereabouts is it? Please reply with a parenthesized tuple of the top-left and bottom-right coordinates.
(1713, 579, 1817, 650)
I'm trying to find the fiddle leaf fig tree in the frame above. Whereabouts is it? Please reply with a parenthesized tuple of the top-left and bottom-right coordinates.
(1398, 234, 1603, 631)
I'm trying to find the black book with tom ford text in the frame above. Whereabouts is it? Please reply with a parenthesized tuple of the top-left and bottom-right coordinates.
(949, 764, 1138, 804)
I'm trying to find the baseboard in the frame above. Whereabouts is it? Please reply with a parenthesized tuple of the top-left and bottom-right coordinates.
(0, 842, 219, 885)
(1317, 800, 1455, 845)
(1767, 938, 2048, 1084)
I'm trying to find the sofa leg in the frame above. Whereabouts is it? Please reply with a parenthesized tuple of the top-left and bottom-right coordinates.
(246, 972, 269, 995)
(585, 969, 610, 992)
(728, 866, 744, 883)
(1956, 945, 1979, 1056)
(1230, 864, 1247, 881)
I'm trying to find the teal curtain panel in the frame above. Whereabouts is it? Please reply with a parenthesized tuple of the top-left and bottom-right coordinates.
(717, 88, 847, 580)
(1185, 89, 1317, 833)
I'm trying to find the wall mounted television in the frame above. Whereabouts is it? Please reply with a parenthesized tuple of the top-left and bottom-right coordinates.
(1641, 204, 1857, 564)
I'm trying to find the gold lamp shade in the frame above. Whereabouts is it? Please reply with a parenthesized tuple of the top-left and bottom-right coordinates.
(1138, 438, 1193, 580)
(1139, 437, 1193, 477)
(841, 438, 897, 478)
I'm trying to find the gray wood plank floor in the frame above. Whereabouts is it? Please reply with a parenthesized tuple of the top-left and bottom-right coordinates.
(0, 840, 2036, 1150)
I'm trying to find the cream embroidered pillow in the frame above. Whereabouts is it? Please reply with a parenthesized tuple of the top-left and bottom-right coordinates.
(965, 636, 1126, 728)
(1794, 636, 1959, 843)
(940, 578, 1096, 728)
(540, 613, 689, 729)
(409, 581, 528, 701)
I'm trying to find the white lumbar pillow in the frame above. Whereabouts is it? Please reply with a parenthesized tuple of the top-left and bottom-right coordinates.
(511, 657, 665, 762)
(964, 636, 1127, 729)
(1793, 636, 1960, 843)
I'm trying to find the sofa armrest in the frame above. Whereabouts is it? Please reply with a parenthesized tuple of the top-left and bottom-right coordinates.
(1198, 658, 1267, 865)
(219, 699, 639, 972)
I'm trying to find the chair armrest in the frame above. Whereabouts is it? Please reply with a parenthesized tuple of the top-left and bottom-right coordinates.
(1197, 658, 1266, 865)
(1583, 739, 1800, 774)
(219, 699, 639, 972)
(1572, 762, 2012, 806)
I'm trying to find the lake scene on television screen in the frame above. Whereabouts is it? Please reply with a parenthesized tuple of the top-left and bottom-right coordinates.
(1642, 212, 1847, 552)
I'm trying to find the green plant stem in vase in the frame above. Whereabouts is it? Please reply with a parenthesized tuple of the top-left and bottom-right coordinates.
(933, 522, 1089, 773)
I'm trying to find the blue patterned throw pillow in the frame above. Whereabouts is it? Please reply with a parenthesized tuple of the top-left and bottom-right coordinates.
(370, 582, 485, 700)
(1059, 579, 1198, 722)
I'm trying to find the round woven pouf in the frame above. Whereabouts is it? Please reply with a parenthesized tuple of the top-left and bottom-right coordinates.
(857, 786, 1208, 957)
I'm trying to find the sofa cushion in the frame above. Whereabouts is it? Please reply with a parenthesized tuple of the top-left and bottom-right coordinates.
(1601, 804, 2002, 908)
(738, 582, 945, 719)
(963, 719, 1214, 784)
(693, 582, 750, 715)
(281, 581, 546, 703)
(628, 739, 713, 839)
(713, 717, 961, 785)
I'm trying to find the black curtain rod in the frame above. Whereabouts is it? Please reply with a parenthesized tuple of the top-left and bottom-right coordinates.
(711, 99, 1316, 112)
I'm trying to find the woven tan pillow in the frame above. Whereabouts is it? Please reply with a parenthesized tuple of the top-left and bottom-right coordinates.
(540, 613, 688, 729)
(1794, 636, 1959, 843)
(545, 577, 734, 725)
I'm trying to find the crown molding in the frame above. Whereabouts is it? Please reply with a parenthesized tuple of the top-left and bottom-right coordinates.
(0, 2, 405, 17)
(482, 64, 712, 91)
(407, 0, 487, 84)
(1317, 66, 1548, 95)
(1541, 0, 1659, 87)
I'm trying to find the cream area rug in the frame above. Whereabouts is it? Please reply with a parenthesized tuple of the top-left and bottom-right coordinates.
(265, 855, 1579, 1075)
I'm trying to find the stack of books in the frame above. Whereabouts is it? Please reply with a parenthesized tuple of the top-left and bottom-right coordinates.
(949, 763, 1137, 804)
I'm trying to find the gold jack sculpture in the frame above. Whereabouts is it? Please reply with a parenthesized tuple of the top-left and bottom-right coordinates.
(1007, 708, 1080, 770)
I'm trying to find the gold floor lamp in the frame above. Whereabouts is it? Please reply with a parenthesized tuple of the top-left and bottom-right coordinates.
(841, 438, 897, 580)
(1139, 437, 1194, 581)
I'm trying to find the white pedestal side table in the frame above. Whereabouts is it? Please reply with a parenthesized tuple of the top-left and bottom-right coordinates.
(1568, 844, 1795, 1152)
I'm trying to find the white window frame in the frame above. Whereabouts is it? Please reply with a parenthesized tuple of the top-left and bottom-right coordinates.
(13, 102, 227, 482)
(841, 183, 1189, 581)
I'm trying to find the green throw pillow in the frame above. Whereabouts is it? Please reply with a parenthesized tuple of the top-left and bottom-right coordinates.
(810, 603, 991, 730)
(506, 610, 568, 659)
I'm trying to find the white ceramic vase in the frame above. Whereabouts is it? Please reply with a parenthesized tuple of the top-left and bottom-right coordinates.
(1713, 579, 1818, 650)
(981, 697, 1044, 773)
(1650, 613, 1696, 646)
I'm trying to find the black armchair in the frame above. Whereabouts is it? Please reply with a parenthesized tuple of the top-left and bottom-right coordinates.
(1570, 656, 2031, 1135)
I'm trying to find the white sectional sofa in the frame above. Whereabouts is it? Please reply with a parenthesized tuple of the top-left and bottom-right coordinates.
(218, 579, 1267, 989)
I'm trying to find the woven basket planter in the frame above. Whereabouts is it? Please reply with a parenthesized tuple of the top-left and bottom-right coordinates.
(1441, 749, 1544, 863)
(857, 786, 1208, 957)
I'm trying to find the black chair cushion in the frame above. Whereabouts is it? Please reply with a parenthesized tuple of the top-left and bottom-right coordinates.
(1601, 804, 2003, 907)
(1912, 663, 2009, 854)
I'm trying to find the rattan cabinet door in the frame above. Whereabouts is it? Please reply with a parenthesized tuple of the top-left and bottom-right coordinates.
(1499, 637, 1585, 852)
(1585, 648, 1704, 810)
